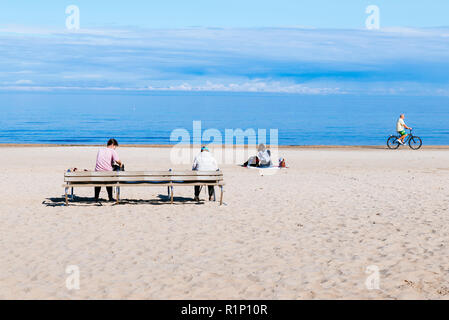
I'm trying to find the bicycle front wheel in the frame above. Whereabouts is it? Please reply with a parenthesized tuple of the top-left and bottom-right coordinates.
(387, 136, 400, 149)
(409, 136, 422, 150)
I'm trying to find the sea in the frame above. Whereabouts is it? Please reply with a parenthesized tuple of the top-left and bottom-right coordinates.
(1, 92, 448, 145)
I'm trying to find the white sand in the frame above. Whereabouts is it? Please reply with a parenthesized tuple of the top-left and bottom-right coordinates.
(1, 146, 449, 299)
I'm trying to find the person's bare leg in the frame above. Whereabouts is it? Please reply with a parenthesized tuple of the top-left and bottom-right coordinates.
(400, 133, 408, 143)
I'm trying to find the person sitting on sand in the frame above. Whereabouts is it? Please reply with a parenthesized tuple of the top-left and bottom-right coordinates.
(396, 114, 412, 145)
(257, 144, 272, 167)
(192, 146, 219, 202)
(243, 143, 272, 167)
(94, 138, 123, 202)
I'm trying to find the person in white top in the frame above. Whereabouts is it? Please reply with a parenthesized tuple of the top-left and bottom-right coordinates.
(192, 146, 219, 202)
(256, 144, 272, 167)
(243, 144, 272, 167)
(396, 114, 412, 145)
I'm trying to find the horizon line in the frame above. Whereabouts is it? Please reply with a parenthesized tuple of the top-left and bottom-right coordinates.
(1, 144, 449, 150)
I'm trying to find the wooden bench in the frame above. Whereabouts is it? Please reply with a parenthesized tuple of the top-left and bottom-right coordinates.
(63, 170, 225, 206)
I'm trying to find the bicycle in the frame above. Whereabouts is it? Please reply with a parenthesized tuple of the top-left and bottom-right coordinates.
(387, 129, 422, 150)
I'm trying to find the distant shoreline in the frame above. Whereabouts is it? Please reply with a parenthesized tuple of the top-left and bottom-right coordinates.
(1, 144, 449, 150)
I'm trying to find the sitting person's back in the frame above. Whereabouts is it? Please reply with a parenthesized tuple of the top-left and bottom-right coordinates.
(95, 146, 120, 172)
(94, 138, 122, 202)
(192, 147, 218, 171)
(192, 146, 218, 202)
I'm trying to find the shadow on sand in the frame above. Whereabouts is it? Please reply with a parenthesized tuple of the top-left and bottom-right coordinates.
(42, 194, 210, 207)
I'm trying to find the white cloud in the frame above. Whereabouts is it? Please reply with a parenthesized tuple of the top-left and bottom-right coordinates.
(146, 81, 342, 94)
(62, 74, 103, 79)
(0, 26, 448, 95)
(0, 80, 342, 94)
(14, 79, 33, 84)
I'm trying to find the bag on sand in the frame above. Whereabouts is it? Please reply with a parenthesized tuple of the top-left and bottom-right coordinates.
(279, 158, 286, 168)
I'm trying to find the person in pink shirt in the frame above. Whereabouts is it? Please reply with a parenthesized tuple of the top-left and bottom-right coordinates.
(94, 138, 122, 202)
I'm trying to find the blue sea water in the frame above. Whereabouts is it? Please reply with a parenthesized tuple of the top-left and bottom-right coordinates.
(0, 92, 448, 145)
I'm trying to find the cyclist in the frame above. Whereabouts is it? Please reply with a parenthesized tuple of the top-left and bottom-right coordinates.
(396, 114, 412, 145)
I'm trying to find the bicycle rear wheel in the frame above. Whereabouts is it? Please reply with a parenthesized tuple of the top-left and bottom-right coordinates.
(387, 136, 400, 149)
(409, 136, 422, 150)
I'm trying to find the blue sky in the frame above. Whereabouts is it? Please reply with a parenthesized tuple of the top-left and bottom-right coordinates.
(1, 1, 449, 29)
(1, 1, 448, 95)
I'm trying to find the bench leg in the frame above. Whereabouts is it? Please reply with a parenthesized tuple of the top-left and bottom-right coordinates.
(116, 186, 120, 204)
(65, 187, 68, 206)
(71, 187, 74, 200)
(219, 186, 223, 205)
(170, 186, 174, 204)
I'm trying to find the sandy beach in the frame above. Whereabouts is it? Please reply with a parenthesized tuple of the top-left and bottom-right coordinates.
(1, 146, 449, 299)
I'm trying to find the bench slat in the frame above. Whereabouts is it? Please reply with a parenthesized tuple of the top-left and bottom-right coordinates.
(63, 182, 225, 188)
(65, 176, 223, 182)
(65, 171, 222, 177)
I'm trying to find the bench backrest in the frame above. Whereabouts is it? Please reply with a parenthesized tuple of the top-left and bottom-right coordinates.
(64, 171, 223, 183)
